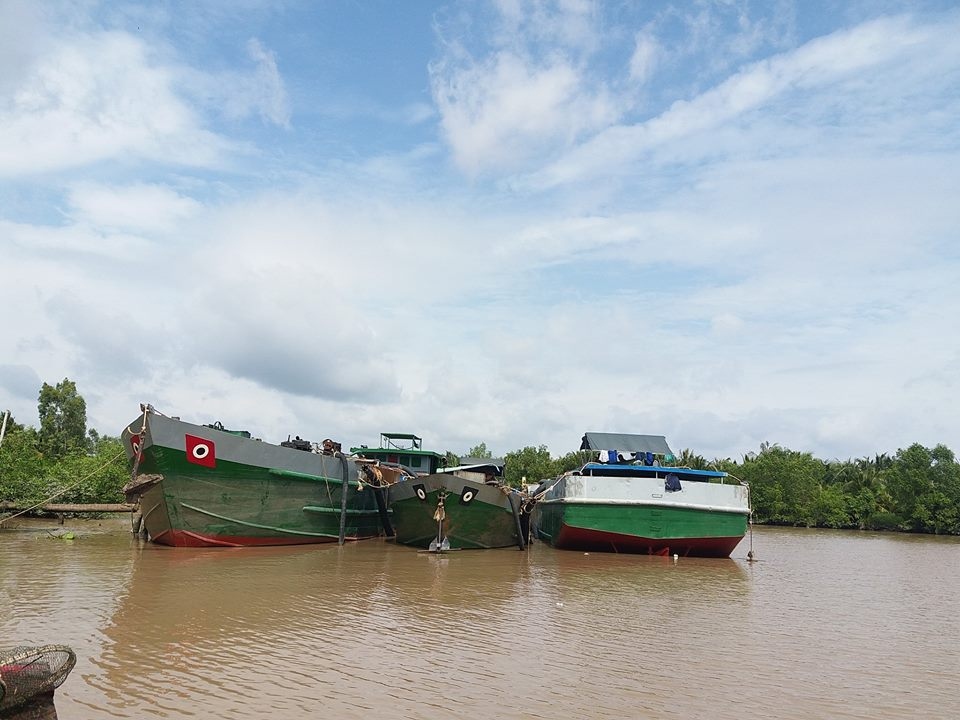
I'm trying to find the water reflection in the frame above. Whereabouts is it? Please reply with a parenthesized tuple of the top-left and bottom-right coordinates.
(3, 697, 59, 720)
(3, 523, 960, 719)
(91, 541, 545, 719)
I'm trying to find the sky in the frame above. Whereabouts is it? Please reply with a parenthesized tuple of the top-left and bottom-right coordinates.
(1, 0, 958, 462)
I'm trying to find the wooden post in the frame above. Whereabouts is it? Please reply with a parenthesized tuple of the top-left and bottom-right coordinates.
(508, 491, 526, 550)
(338, 454, 349, 545)
(0, 410, 9, 448)
(0, 502, 135, 513)
(373, 486, 394, 537)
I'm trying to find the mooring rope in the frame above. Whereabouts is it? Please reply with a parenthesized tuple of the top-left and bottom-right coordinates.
(121, 407, 149, 486)
(723, 471, 756, 561)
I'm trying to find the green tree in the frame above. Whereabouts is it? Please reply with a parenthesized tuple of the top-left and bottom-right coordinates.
(0, 425, 44, 504)
(810, 484, 852, 528)
(885, 444, 937, 531)
(464, 442, 492, 459)
(553, 449, 592, 475)
(930, 444, 960, 512)
(838, 455, 893, 529)
(886, 443, 960, 534)
(45, 437, 127, 505)
(737, 444, 823, 525)
(676, 448, 708, 469)
(504, 445, 554, 488)
(38, 378, 88, 460)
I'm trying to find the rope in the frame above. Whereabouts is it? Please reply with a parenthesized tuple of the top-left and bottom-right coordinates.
(122, 406, 149, 442)
(320, 455, 334, 506)
(724, 472, 756, 561)
(122, 407, 149, 486)
(0, 448, 126, 526)
(433, 490, 447, 522)
(356, 463, 386, 492)
(513, 475, 566, 516)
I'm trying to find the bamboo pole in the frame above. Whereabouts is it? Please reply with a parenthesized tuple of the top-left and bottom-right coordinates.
(508, 491, 527, 550)
(0, 501, 135, 513)
(338, 453, 349, 545)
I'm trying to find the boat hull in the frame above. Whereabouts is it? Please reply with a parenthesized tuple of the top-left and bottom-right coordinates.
(534, 472, 749, 558)
(388, 474, 524, 550)
(122, 411, 385, 547)
(535, 502, 746, 557)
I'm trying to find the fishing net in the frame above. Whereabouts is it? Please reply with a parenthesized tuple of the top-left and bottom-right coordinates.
(0, 646, 76, 713)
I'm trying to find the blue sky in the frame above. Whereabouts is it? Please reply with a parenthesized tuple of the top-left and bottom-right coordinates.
(1, 0, 958, 462)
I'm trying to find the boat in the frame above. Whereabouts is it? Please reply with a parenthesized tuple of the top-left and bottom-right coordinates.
(352, 435, 527, 551)
(121, 404, 398, 547)
(388, 462, 529, 551)
(349, 432, 445, 477)
(532, 432, 750, 557)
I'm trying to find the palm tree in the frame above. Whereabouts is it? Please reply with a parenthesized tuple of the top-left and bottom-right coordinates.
(676, 448, 708, 469)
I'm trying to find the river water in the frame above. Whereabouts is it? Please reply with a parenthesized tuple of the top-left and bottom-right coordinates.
(1, 519, 957, 719)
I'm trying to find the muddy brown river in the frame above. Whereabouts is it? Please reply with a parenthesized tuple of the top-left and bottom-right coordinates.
(1, 519, 957, 719)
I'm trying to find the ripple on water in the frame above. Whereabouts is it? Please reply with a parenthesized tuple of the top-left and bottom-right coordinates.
(3, 525, 960, 719)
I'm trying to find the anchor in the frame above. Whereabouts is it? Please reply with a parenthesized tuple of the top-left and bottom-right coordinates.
(428, 489, 450, 552)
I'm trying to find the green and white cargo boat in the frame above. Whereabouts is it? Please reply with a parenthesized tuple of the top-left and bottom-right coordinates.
(121, 405, 390, 547)
(534, 432, 750, 557)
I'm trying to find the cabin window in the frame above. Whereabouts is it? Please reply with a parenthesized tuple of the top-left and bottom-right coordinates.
(411, 456, 422, 468)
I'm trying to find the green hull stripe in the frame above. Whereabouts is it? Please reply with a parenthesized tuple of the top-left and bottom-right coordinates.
(538, 502, 747, 540)
(180, 502, 341, 538)
(302, 506, 381, 516)
(268, 468, 358, 486)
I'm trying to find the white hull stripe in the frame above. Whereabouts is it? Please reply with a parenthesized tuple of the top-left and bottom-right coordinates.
(538, 497, 749, 514)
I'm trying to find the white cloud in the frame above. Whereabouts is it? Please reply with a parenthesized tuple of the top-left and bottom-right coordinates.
(1, 2, 958, 464)
(67, 183, 201, 234)
(493, 0, 599, 52)
(212, 38, 291, 128)
(0, 1, 50, 96)
(531, 14, 947, 188)
(430, 0, 619, 175)
(432, 51, 618, 175)
(1, 219, 155, 262)
(0, 31, 226, 177)
(629, 30, 659, 83)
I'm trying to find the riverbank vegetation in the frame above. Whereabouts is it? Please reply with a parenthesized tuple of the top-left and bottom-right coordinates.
(0, 380, 128, 509)
(502, 441, 960, 535)
(3, 380, 958, 534)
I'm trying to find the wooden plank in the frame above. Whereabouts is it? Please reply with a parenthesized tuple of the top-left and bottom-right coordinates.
(0, 501, 135, 513)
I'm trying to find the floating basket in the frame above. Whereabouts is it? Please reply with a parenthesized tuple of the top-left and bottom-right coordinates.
(0, 645, 76, 713)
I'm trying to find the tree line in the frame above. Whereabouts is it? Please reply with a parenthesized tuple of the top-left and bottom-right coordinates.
(0, 379, 129, 508)
(500, 440, 960, 535)
(3, 379, 959, 535)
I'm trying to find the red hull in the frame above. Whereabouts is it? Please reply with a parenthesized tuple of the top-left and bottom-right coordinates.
(555, 524, 742, 558)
